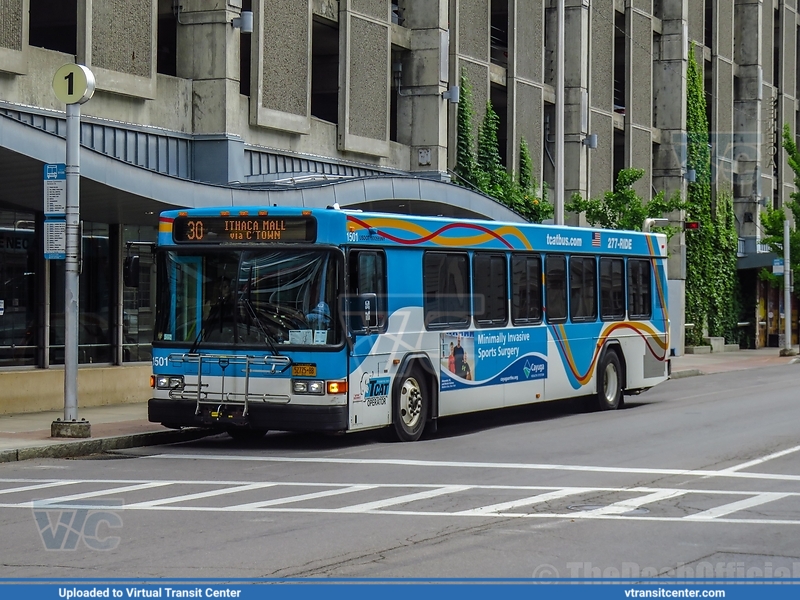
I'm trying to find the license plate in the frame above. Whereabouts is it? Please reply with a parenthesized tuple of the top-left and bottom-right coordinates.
(292, 364, 317, 377)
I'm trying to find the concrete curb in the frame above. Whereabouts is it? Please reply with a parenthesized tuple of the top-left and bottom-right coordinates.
(669, 369, 704, 380)
(0, 428, 216, 463)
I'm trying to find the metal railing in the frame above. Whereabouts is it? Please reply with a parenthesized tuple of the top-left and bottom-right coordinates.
(166, 353, 292, 417)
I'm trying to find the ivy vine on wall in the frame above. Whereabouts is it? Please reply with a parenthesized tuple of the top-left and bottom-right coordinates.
(454, 71, 552, 223)
(685, 45, 740, 345)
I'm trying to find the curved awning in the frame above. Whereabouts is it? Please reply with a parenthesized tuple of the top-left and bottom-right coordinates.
(0, 111, 525, 225)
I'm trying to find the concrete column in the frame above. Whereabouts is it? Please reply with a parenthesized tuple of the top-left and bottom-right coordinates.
(0, 0, 28, 74)
(711, 0, 735, 197)
(507, 0, 544, 184)
(589, 0, 616, 199)
(563, 0, 591, 219)
(625, 2, 654, 200)
(448, 0, 490, 169)
(398, 0, 450, 173)
(652, 0, 688, 355)
(177, 0, 245, 183)
(777, 2, 797, 208)
(733, 0, 762, 242)
(338, 0, 391, 157)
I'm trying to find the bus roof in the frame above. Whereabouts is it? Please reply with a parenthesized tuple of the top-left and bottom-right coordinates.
(157, 206, 668, 257)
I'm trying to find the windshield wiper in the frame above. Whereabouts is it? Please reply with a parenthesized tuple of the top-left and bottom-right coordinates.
(188, 300, 221, 354)
(242, 264, 281, 356)
(240, 296, 280, 356)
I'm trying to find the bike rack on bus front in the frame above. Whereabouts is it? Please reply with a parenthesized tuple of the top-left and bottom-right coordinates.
(166, 353, 292, 418)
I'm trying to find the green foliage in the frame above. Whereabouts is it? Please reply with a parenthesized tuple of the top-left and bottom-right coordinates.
(759, 124, 800, 296)
(519, 138, 533, 190)
(684, 45, 740, 344)
(707, 191, 741, 342)
(454, 72, 553, 223)
(454, 70, 478, 187)
(515, 139, 553, 223)
(476, 102, 507, 197)
(565, 168, 686, 234)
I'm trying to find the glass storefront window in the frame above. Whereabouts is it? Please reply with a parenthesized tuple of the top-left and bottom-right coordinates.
(50, 222, 112, 364)
(0, 210, 37, 367)
(122, 225, 157, 362)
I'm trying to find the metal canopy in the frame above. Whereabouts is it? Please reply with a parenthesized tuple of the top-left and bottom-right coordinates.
(0, 112, 525, 225)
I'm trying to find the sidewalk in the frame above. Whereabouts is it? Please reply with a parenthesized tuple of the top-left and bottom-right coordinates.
(1, 347, 798, 463)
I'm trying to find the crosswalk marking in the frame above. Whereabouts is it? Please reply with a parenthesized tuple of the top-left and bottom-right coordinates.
(0, 481, 79, 495)
(228, 485, 377, 510)
(23, 482, 173, 507)
(574, 489, 688, 517)
(685, 492, 791, 520)
(338, 486, 473, 513)
(0, 477, 798, 524)
(125, 483, 277, 508)
(721, 444, 800, 473)
(454, 487, 594, 515)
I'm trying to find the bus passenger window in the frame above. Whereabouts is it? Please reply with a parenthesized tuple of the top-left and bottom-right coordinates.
(424, 252, 470, 329)
(569, 256, 597, 321)
(600, 258, 625, 320)
(511, 254, 542, 325)
(473, 253, 508, 327)
(348, 250, 387, 332)
(627, 259, 652, 319)
(545, 255, 567, 323)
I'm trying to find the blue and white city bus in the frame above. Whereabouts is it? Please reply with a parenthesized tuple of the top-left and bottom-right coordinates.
(145, 206, 670, 441)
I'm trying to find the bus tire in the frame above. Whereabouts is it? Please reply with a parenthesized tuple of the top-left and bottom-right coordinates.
(227, 428, 268, 441)
(596, 350, 623, 411)
(392, 367, 428, 442)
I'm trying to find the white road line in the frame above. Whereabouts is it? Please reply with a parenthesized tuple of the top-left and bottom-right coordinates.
(144, 454, 800, 482)
(31, 504, 800, 526)
(685, 492, 792, 520)
(125, 483, 277, 508)
(337, 485, 472, 513)
(0, 481, 79, 495)
(227, 485, 378, 510)
(454, 487, 594, 515)
(0, 479, 797, 498)
(21, 482, 173, 507)
(721, 444, 800, 473)
(574, 489, 688, 517)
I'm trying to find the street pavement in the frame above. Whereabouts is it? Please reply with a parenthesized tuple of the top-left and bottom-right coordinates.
(1, 346, 798, 463)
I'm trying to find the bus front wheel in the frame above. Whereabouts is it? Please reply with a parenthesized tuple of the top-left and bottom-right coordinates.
(392, 369, 428, 442)
(596, 351, 623, 411)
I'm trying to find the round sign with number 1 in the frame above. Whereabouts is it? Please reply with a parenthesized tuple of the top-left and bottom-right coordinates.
(52, 64, 96, 105)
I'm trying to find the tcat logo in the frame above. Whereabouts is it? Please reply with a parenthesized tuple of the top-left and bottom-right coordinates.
(365, 377, 390, 406)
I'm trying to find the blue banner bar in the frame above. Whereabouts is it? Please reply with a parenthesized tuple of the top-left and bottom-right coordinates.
(1, 582, 799, 600)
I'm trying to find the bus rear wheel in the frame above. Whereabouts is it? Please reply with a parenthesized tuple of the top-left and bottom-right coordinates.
(392, 369, 428, 442)
(596, 351, 623, 411)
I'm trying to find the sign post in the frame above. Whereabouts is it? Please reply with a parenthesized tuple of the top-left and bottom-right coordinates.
(780, 219, 797, 356)
(51, 64, 95, 438)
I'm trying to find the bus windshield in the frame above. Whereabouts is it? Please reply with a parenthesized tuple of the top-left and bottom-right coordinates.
(155, 248, 342, 348)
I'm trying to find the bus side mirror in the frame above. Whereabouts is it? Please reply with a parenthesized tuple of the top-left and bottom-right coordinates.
(123, 255, 140, 288)
(359, 293, 378, 329)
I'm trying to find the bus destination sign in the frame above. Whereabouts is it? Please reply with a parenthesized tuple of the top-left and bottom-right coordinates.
(172, 216, 317, 244)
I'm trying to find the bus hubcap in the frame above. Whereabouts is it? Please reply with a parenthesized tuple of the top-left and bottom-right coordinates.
(604, 364, 618, 404)
(400, 378, 422, 428)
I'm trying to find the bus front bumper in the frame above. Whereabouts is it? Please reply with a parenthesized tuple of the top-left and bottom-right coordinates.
(149, 398, 348, 433)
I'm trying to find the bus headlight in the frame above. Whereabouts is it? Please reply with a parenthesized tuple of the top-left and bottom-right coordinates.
(156, 375, 184, 390)
(293, 380, 325, 395)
